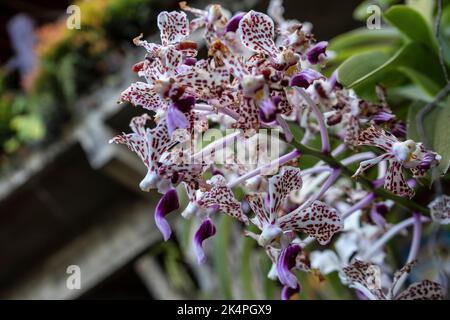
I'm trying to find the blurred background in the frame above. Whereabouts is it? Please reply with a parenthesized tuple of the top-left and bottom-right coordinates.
(0, 0, 435, 299)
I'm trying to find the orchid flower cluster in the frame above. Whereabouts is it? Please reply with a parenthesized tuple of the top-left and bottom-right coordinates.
(110, 0, 449, 300)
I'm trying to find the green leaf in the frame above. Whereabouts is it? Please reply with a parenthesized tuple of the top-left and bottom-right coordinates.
(407, 99, 450, 177)
(397, 66, 442, 96)
(353, 0, 398, 21)
(329, 27, 400, 52)
(405, 0, 434, 25)
(337, 42, 445, 90)
(441, 4, 450, 66)
(384, 5, 436, 49)
(213, 215, 233, 299)
(336, 50, 391, 88)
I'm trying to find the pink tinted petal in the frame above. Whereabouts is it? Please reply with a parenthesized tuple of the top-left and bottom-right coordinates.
(194, 218, 217, 264)
(239, 10, 278, 58)
(198, 175, 249, 224)
(396, 280, 445, 300)
(357, 125, 398, 151)
(278, 200, 342, 245)
(268, 166, 302, 220)
(155, 189, 180, 241)
(157, 11, 189, 46)
(384, 160, 415, 198)
(119, 82, 165, 111)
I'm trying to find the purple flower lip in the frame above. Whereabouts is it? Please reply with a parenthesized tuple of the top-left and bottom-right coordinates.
(155, 189, 180, 241)
(174, 95, 196, 113)
(281, 283, 301, 300)
(391, 121, 406, 138)
(276, 243, 302, 289)
(372, 111, 395, 124)
(194, 218, 217, 264)
(259, 98, 278, 123)
(375, 202, 389, 215)
(290, 68, 324, 89)
(306, 41, 328, 65)
(418, 153, 436, 170)
(329, 70, 342, 91)
(225, 12, 245, 33)
(183, 57, 197, 66)
(167, 105, 188, 136)
(371, 203, 388, 228)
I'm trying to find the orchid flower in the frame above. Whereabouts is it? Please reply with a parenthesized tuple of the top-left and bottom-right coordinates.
(245, 167, 342, 246)
(342, 260, 445, 300)
(353, 125, 441, 198)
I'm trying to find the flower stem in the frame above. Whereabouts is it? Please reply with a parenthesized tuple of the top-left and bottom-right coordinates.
(363, 215, 429, 261)
(227, 149, 301, 188)
(391, 213, 422, 298)
(342, 193, 375, 220)
(296, 88, 330, 153)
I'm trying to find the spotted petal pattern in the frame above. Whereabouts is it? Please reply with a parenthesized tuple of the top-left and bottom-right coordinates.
(384, 160, 414, 198)
(396, 280, 445, 300)
(357, 125, 398, 152)
(119, 82, 165, 111)
(198, 175, 249, 224)
(268, 166, 302, 220)
(428, 195, 450, 224)
(109, 114, 151, 168)
(239, 11, 278, 58)
(246, 194, 271, 229)
(157, 11, 189, 46)
(278, 201, 342, 245)
(342, 260, 386, 300)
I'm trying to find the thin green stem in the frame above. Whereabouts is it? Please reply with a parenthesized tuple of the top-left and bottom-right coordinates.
(290, 141, 430, 215)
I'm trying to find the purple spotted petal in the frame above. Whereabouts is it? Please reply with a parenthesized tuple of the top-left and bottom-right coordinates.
(306, 41, 327, 64)
(226, 12, 245, 33)
(281, 283, 301, 300)
(155, 189, 180, 241)
(276, 243, 302, 289)
(167, 105, 188, 136)
(290, 68, 324, 89)
(194, 218, 217, 264)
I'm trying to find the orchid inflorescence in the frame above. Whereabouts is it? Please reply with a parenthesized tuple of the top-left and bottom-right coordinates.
(109, 0, 449, 300)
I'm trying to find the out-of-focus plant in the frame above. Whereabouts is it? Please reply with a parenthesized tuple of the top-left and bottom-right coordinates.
(0, 0, 175, 170)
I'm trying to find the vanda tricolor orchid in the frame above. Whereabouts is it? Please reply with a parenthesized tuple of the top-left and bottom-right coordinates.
(109, 0, 448, 300)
